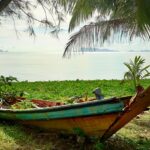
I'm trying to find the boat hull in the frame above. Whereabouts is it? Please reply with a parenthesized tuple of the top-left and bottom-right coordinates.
(0, 97, 125, 121)
(21, 113, 120, 137)
(1, 87, 149, 140)
(0, 97, 127, 138)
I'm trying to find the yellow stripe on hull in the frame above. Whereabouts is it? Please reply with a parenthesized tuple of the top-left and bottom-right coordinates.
(21, 113, 120, 137)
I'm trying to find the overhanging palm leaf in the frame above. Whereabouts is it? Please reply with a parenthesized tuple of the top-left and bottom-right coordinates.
(68, 0, 116, 32)
(136, 0, 150, 32)
(56, 0, 77, 13)
(57, 0, 150, 57)
(63, 18, 146, 57)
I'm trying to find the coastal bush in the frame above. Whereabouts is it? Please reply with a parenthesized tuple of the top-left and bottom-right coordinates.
(122, 56, 150, 91)
(12, 79, 150, 101)
(0, 75, 24, 106)
(11, 100, 37, 110)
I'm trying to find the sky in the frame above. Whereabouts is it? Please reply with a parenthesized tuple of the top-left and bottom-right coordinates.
(0, 15, 70, 53)
(0, 3, 150, 54)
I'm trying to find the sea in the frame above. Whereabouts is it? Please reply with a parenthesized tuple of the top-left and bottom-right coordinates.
(0, 52, 150, 81)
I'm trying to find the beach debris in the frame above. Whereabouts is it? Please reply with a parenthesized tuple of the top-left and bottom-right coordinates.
(92, 88, 104, 100)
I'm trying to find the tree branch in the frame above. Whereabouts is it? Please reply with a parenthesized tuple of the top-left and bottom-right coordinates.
(0, 0, 12, 12)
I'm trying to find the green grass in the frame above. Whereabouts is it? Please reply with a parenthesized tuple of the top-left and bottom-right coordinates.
(105, 111, 150, 150)
(0, 122, 53, 150)
(116, 111, 150, 150)
(0, 79, 150, 150)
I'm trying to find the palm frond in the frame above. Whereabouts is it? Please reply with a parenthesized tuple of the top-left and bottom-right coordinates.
(135, 56, 145, 66)
(63, 15, 150, 57)
(68, 0, 96, 32)
(68, 0, 116, 32)
(124, 63, 135, 76)
(56, 0, 77, 13)
(139, 65, 150, 74)
(59, 0, 150, 56)
(129, 56, 145, 76)
(136, 0, 150, 32)
(123, 55, 150, 90)
(123, 72, 132, 80)
(141, 72, 150, 79)
(63, 18, 138, 57)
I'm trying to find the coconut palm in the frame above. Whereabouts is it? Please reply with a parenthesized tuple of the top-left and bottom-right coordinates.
(123, 56, 150, 90)
(57, 0, 150, 57)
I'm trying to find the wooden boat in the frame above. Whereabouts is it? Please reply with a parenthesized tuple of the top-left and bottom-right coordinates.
(0, 86, 150, 140)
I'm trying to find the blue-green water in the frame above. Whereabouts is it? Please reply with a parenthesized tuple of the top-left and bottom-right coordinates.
(0, 52, 150, 81)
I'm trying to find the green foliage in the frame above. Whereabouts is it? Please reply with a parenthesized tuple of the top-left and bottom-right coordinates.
(73, 128, 86, 137)
(0, 75, 24, 105)
(90, 136, 105, 150)
(0, 75, 18, 86)
(11, 100, 37, 110)
(117, 110, 150, 150)
(94, 141, 105, 150)
(0, 81, 149, 149)
(11, 79, 150, 101)
(123, 56, 150, 90)
(0, 123, 52, 149)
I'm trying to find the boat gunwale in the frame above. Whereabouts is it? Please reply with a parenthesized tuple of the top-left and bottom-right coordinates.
(1, 111, 124, 121)
(0, 96, 131, 113)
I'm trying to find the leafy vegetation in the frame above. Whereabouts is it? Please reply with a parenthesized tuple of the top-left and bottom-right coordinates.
(0, 76, 24, 106)
(12, 79, 150, 101)
(11, 100, 37, 110)
(123, 56, 150, 90)
(0, 80, 149, 149)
